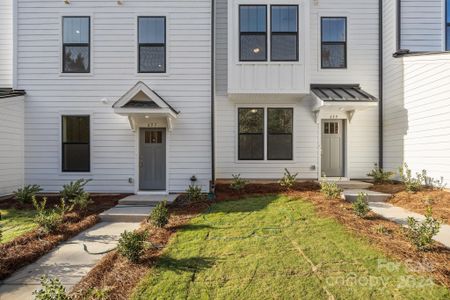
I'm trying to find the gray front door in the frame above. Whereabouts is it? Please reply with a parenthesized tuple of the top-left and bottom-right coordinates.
(139, 129, 166, 190)
(321, 120, 344, 177)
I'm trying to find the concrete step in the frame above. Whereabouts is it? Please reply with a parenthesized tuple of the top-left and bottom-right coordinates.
(99, 205, 155, 222)
(334, 181, 373, 190)
(118, 194, 178, 206)
(342, 189, 391, 203)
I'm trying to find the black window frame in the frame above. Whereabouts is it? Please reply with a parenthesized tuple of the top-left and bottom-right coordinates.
(62, 115, 91, 173)
(138, 16, 167, 73)
(239, 5, 268, 62)
(267, 108, 294, 161)
(320, 16, 347, 69)
(62, 16, 91, 74)
(270, 5, 299, 62)
(446, 0, 450, 51)
(238, 108, 265, 161)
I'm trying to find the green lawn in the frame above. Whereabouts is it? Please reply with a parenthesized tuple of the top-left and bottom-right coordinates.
(0, 209, 37, 243)
(132, 196, 450, 299)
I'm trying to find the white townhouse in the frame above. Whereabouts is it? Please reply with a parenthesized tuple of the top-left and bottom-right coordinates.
(1, 0, 450, 197)
(215, 0, 381, 180)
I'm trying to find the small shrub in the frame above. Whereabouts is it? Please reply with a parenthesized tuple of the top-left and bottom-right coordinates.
(32, 196, 64, 234)
(149, 200, 169, 228)
(398, 163, 423, 193)
(406, 207, 441, 251)
(320, 181, 342, 199)
(367, 164, 394, 184)
(419, 169, 446, 190)
(86, 287, 111, 300)
(186, 184, 203, 202)
(352, 192, 371, 218)
(230, 174, 248, 191)
(374, 225, 391, 235)
(279, 169, 298, 190)
(117, 230, 148, 263)
(69, 192, 92, 212)
(33, 275, 71, 300)
(60, 179, 92, 200)
(13, 184, 42, 204)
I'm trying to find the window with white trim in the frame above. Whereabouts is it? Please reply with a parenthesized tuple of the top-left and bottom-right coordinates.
(138, 16, 166, 73)
(62, 17, 90, 73)
(62, 115, 90, 172)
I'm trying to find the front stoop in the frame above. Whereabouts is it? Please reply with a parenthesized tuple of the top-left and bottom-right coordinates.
(342, 189, 391, 203)
(99, 194, 179, 222)
(334, 181, 373, 190)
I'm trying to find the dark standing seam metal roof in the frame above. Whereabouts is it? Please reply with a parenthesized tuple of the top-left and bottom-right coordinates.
(311, 84, 378, 102)
(0, 88, 26, 99)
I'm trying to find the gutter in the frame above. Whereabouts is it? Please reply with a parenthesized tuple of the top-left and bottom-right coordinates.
(210, 0, 216, 191)
(379, 0, 384, 168)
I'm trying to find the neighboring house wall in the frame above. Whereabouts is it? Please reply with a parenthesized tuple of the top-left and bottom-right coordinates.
(0, 97, 25, 196)
(399, 0, 445, 51)
(215, 0, 379, 180)
(17, 0, 212, 193)
(383, 0, 450, 185)
(0, 0, 13, 87)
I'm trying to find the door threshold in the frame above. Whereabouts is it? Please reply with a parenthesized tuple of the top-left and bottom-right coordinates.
(319, 177, 349, 181)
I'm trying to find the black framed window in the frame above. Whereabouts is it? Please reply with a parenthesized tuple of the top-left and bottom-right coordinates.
(321, 17, 347, 69)
(238, 108, 264, 160)
(62, 116, 90, 172)
(267, 108, 293, 160)
(446, 0, 450, 50)
(63, 17, 90, 73)
(239, 5, 267, 61)
(271, 5, 298, 61)
(138, 16, 166, 73)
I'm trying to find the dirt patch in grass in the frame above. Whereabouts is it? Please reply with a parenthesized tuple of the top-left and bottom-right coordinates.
(0, 195, 127, 280)
(371, 183, 450, 223)
(69, 201, 208, 300)
(291, 190, 450, 288)
(214, 181, 320, 201)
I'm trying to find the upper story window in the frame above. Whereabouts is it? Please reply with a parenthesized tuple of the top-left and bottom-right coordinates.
(446, 0, 450, 50)
(239, 5, 267, 61)
(63, 17, 90, 73)
(62, 115, 90, 172)
(321, 17, 347, 69)
(271, 5, 298, 61)
(138, 17, 166, 73)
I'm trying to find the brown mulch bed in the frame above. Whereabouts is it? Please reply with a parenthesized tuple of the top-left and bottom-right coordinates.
(0, 194, 128, 280)
(371, 183, 450, 223)
(69, 201, 208, 300)
(289, 190, 450, 288)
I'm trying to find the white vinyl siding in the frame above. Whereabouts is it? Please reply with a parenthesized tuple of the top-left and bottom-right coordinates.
(17, 0, 212, 193)
(0, 0, 13, 87)
(400, 0, 445, 51)
(0, 97, 24, 196)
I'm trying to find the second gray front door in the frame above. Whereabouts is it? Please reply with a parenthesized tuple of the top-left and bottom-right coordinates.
(321, 120, 344, 177)
(139, 129, 166, 190)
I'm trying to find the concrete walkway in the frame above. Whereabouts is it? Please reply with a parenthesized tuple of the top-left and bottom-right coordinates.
(0, 222, 139, 299)
(369, 202, 450, 248)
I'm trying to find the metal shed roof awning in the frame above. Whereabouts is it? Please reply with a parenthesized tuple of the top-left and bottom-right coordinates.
(311, 84, 378, 123)
(0, 88, 26, 99)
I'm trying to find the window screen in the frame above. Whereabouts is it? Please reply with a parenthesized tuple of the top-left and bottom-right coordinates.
(63, 17, 90, 73)
(238, 108, 264, 160)
(139, 17, 166, 73)
(239, 5, 267, 61)
(271, 6, 298, 61)
(267, 108, 293, 160)
(62, 116, 90, 172)
(321, 17, 347, 69)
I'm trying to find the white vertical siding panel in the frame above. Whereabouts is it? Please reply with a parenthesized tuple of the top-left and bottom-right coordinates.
(0, 0, 13, 87)
(18, 0, 212, 193)
(0, 97, 24, 196)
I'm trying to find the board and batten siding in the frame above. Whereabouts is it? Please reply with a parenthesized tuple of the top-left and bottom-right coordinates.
(0, 0, 13, 87)
(400, 0, 445, 51)
(17, 0, 212, 193)
(0, 97, 25, 196)
(215, 0, 380, 180)
(383, 0, 450, 185)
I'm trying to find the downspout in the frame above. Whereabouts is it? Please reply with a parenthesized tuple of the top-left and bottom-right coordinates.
(210, 0, 216, 192)
(378, 0, 384, 169)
